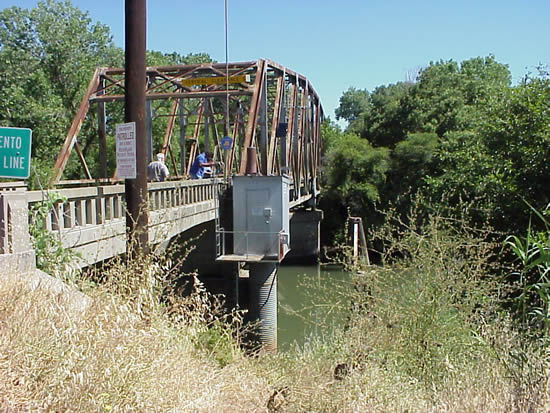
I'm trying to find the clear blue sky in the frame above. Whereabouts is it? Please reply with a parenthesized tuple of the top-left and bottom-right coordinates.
(2, 0, 549, 122)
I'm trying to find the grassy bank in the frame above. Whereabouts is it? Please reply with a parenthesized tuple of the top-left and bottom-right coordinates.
(1, 217, 548, 411)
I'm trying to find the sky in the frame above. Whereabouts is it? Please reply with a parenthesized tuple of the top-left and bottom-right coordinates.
(2, 0, 549, 123)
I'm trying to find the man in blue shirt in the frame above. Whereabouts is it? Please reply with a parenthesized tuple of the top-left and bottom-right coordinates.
(189, 151, 215, 179)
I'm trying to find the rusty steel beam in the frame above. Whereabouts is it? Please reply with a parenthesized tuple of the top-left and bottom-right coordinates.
(266, 59, 321, 109)
(51, 67, 101, 183)
(97, 76, 107, 178)
(267, 72, 284, 175)
(315, 102, 321, 187)
(259, 73, 268, 175)
(284, 79, 298, 176)
(290, 82, 304, 193)
(162, 99, 178, 154)
(297, 83, 307, 194)
(186, 102, 204, 175)
(226, 106, 241, 177)
(161, 99, 179, 176)
(167, 144, 178, 177)
(208, 98, 222, 162)
(313, 101, 322, 190)
(178, 98, 186, 176)
(99, 73, 125, 94)
(239, 59, 266, 175)
(143, 61, 257, 74)
(90, 89, 252, 103)
(147, 67, 199, 92)
(74, 141, 92, 180)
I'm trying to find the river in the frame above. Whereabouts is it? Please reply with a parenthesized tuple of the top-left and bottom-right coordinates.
(277, 264, 352, 351)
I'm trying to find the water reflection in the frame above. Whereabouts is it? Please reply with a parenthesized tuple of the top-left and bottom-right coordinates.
(277, 264, 351, 351)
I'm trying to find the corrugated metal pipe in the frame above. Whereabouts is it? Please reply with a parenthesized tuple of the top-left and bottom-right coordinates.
(248, 262, 277, 351)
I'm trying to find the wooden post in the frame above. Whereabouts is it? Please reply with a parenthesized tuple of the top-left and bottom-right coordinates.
(124, 0, 149, 252)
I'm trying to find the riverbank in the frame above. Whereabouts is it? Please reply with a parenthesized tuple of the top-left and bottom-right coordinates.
(2, 256, 547, 412)
(2, 212, 548, 411)
(0, 273, 514, 412)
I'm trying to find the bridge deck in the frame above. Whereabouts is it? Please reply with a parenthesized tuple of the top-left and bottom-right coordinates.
(1, 178, 317, 269)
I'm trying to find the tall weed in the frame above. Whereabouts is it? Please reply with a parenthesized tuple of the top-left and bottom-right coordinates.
(504, 203, 550, 330)
(4, 198, 549, 411)
(502, 202, 550, 408)
(29, 192, 80, 279)
(350, 210, 500, 389)
(0, 244, 252, 411)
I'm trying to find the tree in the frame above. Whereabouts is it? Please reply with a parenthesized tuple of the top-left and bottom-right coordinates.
(421, 70, 550, 233)
(406, 55, 511, 137)
(480, 72, 550, 229)
(328, 55, 527, 235)
(323, 130, 390, 216)
(319, 124, 390, 247)
(386, 132, 439, 206)
(335, 87, 369, 124)
(0, 1, 213, 184)
(355, 82, 413, 148)
(0, 1, 120, 184)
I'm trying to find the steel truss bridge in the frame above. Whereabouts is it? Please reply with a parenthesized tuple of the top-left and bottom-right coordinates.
(2, 59, 323, 269)
(52, 59, 323, 200)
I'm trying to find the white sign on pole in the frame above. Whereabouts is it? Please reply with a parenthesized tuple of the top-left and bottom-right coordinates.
(116, 122, 136, 179)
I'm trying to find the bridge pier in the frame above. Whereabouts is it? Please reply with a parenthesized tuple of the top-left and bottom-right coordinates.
(169, 219, 241, 310)
(284, 209, 324, 264)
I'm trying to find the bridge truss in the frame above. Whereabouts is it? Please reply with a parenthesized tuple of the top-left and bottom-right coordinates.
(53, 59, 323, 199)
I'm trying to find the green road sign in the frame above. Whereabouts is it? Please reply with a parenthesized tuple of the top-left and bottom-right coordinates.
(0, 127, 32, 179)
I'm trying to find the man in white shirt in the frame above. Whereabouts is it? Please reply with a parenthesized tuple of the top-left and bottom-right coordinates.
(147, 153, 169, 181)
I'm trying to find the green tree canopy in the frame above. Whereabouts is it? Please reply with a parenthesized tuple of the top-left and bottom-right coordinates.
(418, 70, 549, 231)
(353, 82, 413, 148)
(328, 55, 546, 237)
(335, 87, 369, 123)
(406, 55, 511, 136)
(323, 128, 390, 215)
(0, 1, 213, 184)
(0, 0, 121, 183)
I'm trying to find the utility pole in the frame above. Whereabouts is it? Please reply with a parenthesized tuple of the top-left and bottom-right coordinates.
(124, 0, 149, 253)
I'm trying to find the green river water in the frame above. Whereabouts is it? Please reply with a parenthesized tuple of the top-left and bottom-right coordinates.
(277, 264, 352, 351)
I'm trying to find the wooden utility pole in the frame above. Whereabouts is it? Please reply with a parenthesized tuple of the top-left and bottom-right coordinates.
(124, 0, 149, 253)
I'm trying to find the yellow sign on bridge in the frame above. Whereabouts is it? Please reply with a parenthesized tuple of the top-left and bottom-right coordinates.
(179, 74, 251, 87)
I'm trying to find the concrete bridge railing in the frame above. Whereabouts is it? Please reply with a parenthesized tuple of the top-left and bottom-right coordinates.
(1, 179, 224, 269)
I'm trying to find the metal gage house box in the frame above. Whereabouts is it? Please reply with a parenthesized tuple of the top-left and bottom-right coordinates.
(222, 175, 290, 262)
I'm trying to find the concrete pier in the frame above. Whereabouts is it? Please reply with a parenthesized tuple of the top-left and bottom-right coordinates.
(284, 209, 323, 264)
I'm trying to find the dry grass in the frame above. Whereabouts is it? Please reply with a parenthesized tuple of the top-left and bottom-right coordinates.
(1, 236, 547, 412)
(0, 275, 271, 412)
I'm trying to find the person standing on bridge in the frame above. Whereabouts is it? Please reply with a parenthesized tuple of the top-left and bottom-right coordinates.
(147, 153, 169, 182)
(189, 151, 215, 179)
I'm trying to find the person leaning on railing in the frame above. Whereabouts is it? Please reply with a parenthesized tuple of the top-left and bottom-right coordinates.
(147, 153, 169, 182)
(189, 151, 215, 179)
